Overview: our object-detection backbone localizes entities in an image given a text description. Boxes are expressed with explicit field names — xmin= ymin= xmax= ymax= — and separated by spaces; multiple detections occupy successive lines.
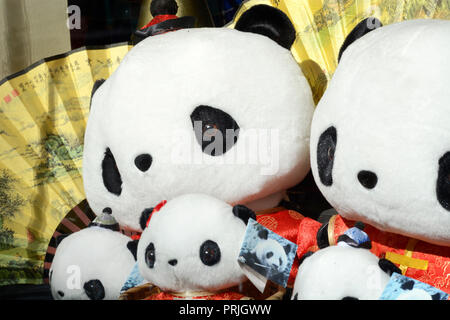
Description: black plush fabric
xmin=437 ymin=152 xmax=450 ymax=211
xmin=89 ymin=79 xmax=105 ymax=110
xmin=134 ymin=154 xmax=153 ymax=172
xmin=145 ymin=242 xmax=156 ymax=268
xmin=232 ymin=205 xmax=256 ymax=225
xmin=140 ymin=208 xmax=154 ymax=230
xmin=316 ymin=221 xmax=330 ymax=249
xmin=127 ymin=240 xmax=139 ymax=261
xmin=235 ymin=4 xmax=296 ymax=50
xmin=101 ymin=148 xmax=123 ymax=196
xmin=199 ymin=240 xmax=221 ymax=266
xmin=83 ymin=279 xmax=105 ymax=300
xmin=190 ymin=105 xmax=240 ymax=156
xmin=338 ymin=17 xmax=383 ymax=62
xmin=357 ymin=170 xmax=378 ymax=189
xmin=316 ymin=126 xmax=337 ymax=187
xmin=378 ymin=258 xmax=401 ymax=276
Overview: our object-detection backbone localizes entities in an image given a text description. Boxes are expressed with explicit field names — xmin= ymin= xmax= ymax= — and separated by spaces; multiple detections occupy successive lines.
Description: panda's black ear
xmin=257 ymin=229 xmax=269 ymax=240
xmin=235 ymin=4 xmax=296 ymax=50
xmin=378 ymin=258 xmax=401 ymax=276
xmin=232 ymin=205 xmax=256 ymax=225
xmin=283 ymin=243 xmax=291 ymax=255
xmin=338 ymin=17 xmax=382 ymax=62
xmin=400 ymin=280 xmax=415 ymax=291
xmin=90 ymin=79 xmax=106 ymax=110
xmin=316 ymin=221 xmax=331 ymax=249
xmin=140 ymin=208 xmax=154 ymax=230
xmin=127 ymin=240 xmax=139 ymax=261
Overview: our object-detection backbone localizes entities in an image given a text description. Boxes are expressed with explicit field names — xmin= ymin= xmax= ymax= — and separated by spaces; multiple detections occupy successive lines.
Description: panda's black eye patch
xmin=342 ymin=296 xmax=359 ymax=300
xmin=266 ymin=252 xmax=274 ymax=259
xmin=145 ymin=242 xmax=156 ymax=268
xmin=437 ymin=152 xmax=450 ymax=211
xmin=190 ymin=105 xmax=240 ymax=156
xmin=200 ymin=240 xmax=221 ymax=266
xmin=317 ymin=126 xmax=337 ymax=186
xmin=102 ymin=148 xmax=122 ymax=196
xmin=83 ymin=279 xmax=105 ymax=300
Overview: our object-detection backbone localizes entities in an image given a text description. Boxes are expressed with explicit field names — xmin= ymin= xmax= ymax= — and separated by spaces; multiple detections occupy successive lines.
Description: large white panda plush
xmin=136 ymin=193 xmax=255 ymax=299
xmin=83 ymin=5 xmax=315 ymax=231
xmin=50 ymin=225 xmax=136 ymax=300
xmin=292 ymin=245 xmax=400 ymax=300
xmin=309 ymin=18 xmax=450 ymax=292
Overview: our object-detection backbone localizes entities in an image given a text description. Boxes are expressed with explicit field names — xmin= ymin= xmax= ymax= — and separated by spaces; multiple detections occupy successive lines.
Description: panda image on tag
xmin=380 ymin=273 xmax=449 ymax=300
xmin=238 ymin=219 xmax=297 ymax=289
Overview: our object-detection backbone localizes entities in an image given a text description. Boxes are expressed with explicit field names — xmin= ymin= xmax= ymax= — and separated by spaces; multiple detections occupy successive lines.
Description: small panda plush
xmin=50 ymin=224 xmax=136 ymax=300
xmin=83 ymin=5 xmax=315 ymax=231
xmin=292 ymin=245 xmax=400 ymax=300
xmin=136 ymin=193 xmax=255 ymax=299
xmin=309 ymin=19 xmax=450 ymax=292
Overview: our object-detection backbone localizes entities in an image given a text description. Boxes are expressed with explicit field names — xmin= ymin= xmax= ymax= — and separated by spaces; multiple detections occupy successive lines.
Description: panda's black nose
xmin=168 ymin=259 xmax=178 ymax=266
xmin=357 ymin=170 xmax=378 ymax=189
xmin=135 ymin=154 xmax=153 ymax=172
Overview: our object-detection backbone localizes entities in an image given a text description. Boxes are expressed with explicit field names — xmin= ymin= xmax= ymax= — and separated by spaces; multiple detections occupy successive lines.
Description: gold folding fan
xmin=0 ymin=43 xmax=131 ymax=285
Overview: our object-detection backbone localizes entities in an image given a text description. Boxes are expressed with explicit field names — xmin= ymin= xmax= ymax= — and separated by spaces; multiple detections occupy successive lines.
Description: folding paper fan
xmin=229 ymin=0 xmax=450 ymax=104
xmin=0 ymin=43 xmax=132 ymax=286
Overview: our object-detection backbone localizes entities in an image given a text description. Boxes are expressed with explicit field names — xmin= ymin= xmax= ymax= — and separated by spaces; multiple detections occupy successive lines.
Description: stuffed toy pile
xmin=50 ymin=1 xmax=450 ymax=300
xmin=303 ymin=18 xmax=450 ymax=298
xmin=51 ymin=4 xmax=315 ymax=300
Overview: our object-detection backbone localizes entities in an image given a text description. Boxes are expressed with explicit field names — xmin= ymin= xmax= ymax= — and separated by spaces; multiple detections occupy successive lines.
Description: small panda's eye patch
xmin=145 ymin=242 xmax=156 ymax=268
xmin=317 ymin=126 xmax=337 ymax=186
xmin=437 ymin=152 xmax=450 ymax=211
xmin=266 ymin=252 xmax=274 ymax=259
xmin=199 ymin=240 xmax=221 ymax=266
xmin=190 ymin=106 xmax=240 ymax=156
xmin=83 ymin=279 xmax=105 ymax=300
xmin=102 ymin=148 xmax=123 ymax=196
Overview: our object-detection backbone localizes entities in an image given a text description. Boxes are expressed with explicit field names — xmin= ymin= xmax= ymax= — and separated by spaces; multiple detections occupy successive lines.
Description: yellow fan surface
xmin=229 ymin=0 xmax=450 ymax=104
xmin=0 ymin=43 xmax=131 ymax=285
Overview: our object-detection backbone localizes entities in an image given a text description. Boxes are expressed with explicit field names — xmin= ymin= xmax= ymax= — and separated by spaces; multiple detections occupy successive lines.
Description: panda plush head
xmin=252 ymin=229 xmax=290 ymax=273
xmin=50 ymin=226 xmax=136 ymax=300
xmin=83 ymin=5 xmax=315 ymax=231
xmin=137 ymin=193 xmax=255 ymax=293
xmin=292 ymin=245 xmax=400 ymax=300
xmin=310 ymin=19 xmax=450 ymax=246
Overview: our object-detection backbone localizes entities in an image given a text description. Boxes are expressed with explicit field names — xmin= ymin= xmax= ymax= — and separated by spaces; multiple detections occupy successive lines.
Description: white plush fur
xmin=137 ymin=193 xmax=247 ymax=293
xmin=253 ymin=238 xmax=287 ymax=272
xmin=310 ymin=19 xmax=450 ymax=246
xmin=83 ymin=27 xmax=314 ymax=230
xmin=50 ymin=227 xmax=135 ymax=300
xmin=293 ymin=246 xmax=391 ymax=300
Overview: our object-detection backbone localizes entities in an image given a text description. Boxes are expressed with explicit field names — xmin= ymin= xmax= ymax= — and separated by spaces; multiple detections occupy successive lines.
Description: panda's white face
xmin=292 ymin=246 xmax=391 ymax=300
xmin=254 ymin=238 xmax=288 ymax=272
xmin=50 ymin=227 xmax=135 ymax=300
xmin=310 ymin=19 xmax=450 ymax=246
xmin=83 ymin=27 xmax=314 ymax=230
xmin=137 ymin=193 xmax=248 ymax=293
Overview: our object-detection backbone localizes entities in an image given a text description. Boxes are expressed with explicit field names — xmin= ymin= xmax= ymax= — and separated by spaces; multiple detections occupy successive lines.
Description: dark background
xmin=68 ymin=0 xmax=143 ymax=49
